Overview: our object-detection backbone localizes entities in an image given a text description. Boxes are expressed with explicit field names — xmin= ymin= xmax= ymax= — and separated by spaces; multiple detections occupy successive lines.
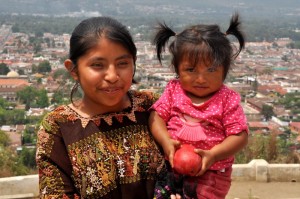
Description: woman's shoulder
xmin=42 ymin=104 xmax=77 ymax=124
xmin=129 ymin=90 xmax=160 ymax=104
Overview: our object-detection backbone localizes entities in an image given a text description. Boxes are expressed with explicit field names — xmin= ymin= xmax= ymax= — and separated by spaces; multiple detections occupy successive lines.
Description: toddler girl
xmin=149 ymin=13 xmax=249 ymax=199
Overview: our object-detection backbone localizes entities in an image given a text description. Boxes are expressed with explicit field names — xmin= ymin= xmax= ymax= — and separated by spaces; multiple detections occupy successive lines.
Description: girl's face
xmin=178 ymin=57 xmax=224 ymax=103
xmin=67 ymin=37 xmax=135 ymax=114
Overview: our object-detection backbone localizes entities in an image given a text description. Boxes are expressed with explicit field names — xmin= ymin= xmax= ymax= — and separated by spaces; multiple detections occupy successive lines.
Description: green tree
xmin=0 ymin=130 xmax=31 ymax=177
xmin=17 ymin=86 xmax=37 ymax=110
xmin=53 ymin=68 xmax=67 ymax=79
xmin=0 ymin=98 xmax=10 ymax=108
xmin=31 ymin=64 xmax=38 ymax=73
xmin=0 ymin=63 xmax=9 ymax=75
xmin=37 ymin=78 xmax=42 ymax=84
xmin=261 ymin=104 xmax=275 ymax=121
xmin=36 ymin=89 xmax=49 ymax=108
xmin=0 ymin=130 xmax=10 ymax=147
xmin=0 ymin=147 xmax=17 ymax=177
xmin=18 ymin=147 xmax=36 ymax=169
xmin=51 ymin=89 xmax=67 ymax=105
xmin=17 ymin=69 xmax=25 ymax=75
xmin=0 ymin=109 xmax=26 ymax=125
xmin=281 ymin=55 xmax=289 ymax=62
xmin=17 ymin=86 xmax=50 ymax=109
xmin=38 ymin=60 xmax=51 ymax=74
xmin=11 ymin=24 xmax=20 ymax=32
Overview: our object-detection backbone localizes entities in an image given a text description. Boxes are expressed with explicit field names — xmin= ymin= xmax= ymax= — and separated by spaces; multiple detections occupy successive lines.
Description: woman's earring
xmin=72 ymin=81 xmax=80 ymax=92
xmin=70 ymin=81 xmax=83 ymax=104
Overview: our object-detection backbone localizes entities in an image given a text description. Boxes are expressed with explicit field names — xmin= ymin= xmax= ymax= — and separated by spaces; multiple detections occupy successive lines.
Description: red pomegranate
xmin=173 ymin=144 xmax=202 ymax=176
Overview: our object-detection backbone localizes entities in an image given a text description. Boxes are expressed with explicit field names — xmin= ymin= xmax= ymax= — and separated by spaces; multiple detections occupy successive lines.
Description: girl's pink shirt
xmin=150 ymin=79 xmax=248 ymax=170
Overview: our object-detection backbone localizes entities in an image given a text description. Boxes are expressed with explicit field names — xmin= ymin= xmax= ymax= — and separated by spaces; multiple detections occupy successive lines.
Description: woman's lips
xmin=101 ymin=87 xmax=121 ymax=93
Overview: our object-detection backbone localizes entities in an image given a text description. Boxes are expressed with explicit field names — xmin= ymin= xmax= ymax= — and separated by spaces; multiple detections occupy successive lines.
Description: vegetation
xmin=0 ymin=99 xmax=41 ymax=177
xmin=276 ymin=92 xmax=300 ymax=121
xmin=32 ymin=61 xmax=52 ymax=74
xmin=0 ymin=130 xmax=37 ymax=177
xmin=261 ymin=104 xmax=275 ymax=121
xmin=0 ymin=8 xmax=300 ymax=43
xmin=16 ymin=86 xmax=49 ymax=110
xmin=235 ymin=131 xmax=300 ymax=164
xmin=0 ymin=63 xmax=10 ymax=75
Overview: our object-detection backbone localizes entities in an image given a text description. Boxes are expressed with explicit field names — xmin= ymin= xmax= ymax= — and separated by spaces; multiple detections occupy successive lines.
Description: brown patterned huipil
xmin=36 ymin=90 xmax=165 ymax=199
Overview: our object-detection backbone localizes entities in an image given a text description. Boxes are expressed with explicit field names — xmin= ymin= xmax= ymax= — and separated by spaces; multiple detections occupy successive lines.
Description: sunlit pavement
xmin=226 ymin=181 xmax=300 ymax=199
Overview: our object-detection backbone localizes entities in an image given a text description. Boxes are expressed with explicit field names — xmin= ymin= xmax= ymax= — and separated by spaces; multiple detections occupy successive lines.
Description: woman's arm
xmin=36 ymin=116 xmax=79 ymax=198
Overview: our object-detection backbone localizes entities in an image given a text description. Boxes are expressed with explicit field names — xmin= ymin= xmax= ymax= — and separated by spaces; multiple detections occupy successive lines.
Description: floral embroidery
xmin=36 ymin=90 xmax=165 ymax=198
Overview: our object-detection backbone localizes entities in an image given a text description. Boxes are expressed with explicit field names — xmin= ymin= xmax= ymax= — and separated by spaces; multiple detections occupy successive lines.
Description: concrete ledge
xmin=268 ymin=163 xmax=300 ymax=182
xmin=232 ymin=159 xmax=300 ymax=182
xmin=0 ymin=159 xmax=299 ymax=198
xmin=0 ymin=175 xmax=38 ymax=197
xmin=0 ymin=193 xmax=35 ymax=199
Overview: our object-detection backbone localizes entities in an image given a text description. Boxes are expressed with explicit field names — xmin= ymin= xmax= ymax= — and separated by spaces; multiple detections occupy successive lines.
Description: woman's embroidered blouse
xmin=36 ymin=90 xmax=165 ymax=199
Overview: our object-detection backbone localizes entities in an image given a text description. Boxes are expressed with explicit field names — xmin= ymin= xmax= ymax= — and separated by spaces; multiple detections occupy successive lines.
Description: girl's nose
xmin=104 ymin=65 xmax=119 ymax=83
xmin=195 ymin=73 xmax=206 ymax=83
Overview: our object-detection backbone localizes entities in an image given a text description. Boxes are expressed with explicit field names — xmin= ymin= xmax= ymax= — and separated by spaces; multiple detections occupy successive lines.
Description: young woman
xmin=36 ymin=16 xmax=165 ymax=199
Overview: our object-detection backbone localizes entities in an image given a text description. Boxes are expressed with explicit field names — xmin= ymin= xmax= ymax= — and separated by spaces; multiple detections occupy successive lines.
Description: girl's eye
xmin=207 ymin=67 xmax=217 ymax=72
xmin=186 ymin=67 xmax=195 ymax=72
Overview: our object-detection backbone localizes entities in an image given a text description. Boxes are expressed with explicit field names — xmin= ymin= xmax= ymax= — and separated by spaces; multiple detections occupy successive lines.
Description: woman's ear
xmin=64 ymin=59 xmax=78 ymax=81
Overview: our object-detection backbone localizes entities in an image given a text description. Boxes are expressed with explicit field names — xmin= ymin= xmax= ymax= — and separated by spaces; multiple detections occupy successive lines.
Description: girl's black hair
xmin=153 ymin=13 xmax=245 ymax=80
xmin=69 ymin=16 xmax=137 ymax=103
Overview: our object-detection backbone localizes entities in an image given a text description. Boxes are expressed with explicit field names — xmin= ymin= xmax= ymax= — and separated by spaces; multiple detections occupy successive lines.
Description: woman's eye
xmin=91 ymin=63 xmax=104 ymax=68
xmin=117 ymin=61 xmax=129 ymax=67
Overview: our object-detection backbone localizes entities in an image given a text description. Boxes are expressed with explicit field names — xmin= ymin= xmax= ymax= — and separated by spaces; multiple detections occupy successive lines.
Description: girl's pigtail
xmin=153 ymin=22 xmax=176 ymax=64
xmin=225 ymin=13 xmax=245 ymax=58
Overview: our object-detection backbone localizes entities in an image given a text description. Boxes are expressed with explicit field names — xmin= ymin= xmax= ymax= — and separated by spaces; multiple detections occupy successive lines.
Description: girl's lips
xmin=194 ymin=86 xmax=208 ymax=89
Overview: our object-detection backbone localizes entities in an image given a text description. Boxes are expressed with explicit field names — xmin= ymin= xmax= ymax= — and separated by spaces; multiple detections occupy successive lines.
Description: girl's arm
xmin=149 ymin=111 xmax=180 ymax=167
xmin=195 ymin=131 xmax=248 ymax=175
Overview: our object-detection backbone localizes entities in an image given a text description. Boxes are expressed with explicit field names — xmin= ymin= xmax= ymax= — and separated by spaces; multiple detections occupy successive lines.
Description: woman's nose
xmin=104 ymin=65 xmax=119 ymax=83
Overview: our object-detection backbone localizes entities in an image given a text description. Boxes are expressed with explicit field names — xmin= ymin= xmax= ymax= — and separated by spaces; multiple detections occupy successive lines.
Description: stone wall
xmin=232 ymin=159 xmax=300 ymax=182
xmin=0 ymin=159 xmax=300 ymax=198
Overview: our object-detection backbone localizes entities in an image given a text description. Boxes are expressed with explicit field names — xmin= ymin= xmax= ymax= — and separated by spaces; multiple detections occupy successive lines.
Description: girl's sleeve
xmin=222 ymin=91 xmax=249 ymax=136
xmin=36 ymin=113 xmax=80 ymax=199
xmin=149 ymin=81 xmax=175 ymax=123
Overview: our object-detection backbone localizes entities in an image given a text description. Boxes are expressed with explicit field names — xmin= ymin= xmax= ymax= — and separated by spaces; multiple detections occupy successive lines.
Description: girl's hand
xmin=194 ymin=132 xmax=248 ymax=176
xmin=194 ymin=131 xmax=248 ymax=176
xmin=161 ymin=138 xmax=181 ymax=168
xmin=193 ymin=148 xmax=216 ymax=176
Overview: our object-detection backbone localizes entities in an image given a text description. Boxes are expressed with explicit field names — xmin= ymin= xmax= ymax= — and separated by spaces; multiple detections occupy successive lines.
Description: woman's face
xmin=71 ymin=38 xmax=135 ymax=114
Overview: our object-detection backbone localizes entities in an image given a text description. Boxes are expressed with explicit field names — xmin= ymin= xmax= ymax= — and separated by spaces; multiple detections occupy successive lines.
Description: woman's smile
xmin=100 ymin=87 xmax=122 ymax=94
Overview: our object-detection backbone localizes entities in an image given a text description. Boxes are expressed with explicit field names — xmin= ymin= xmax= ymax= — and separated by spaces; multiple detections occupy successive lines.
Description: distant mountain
xmin=0 ymin=0 xmax=299 ymax=22
xmin=0 ymin=0 xmax=299 ymax=42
